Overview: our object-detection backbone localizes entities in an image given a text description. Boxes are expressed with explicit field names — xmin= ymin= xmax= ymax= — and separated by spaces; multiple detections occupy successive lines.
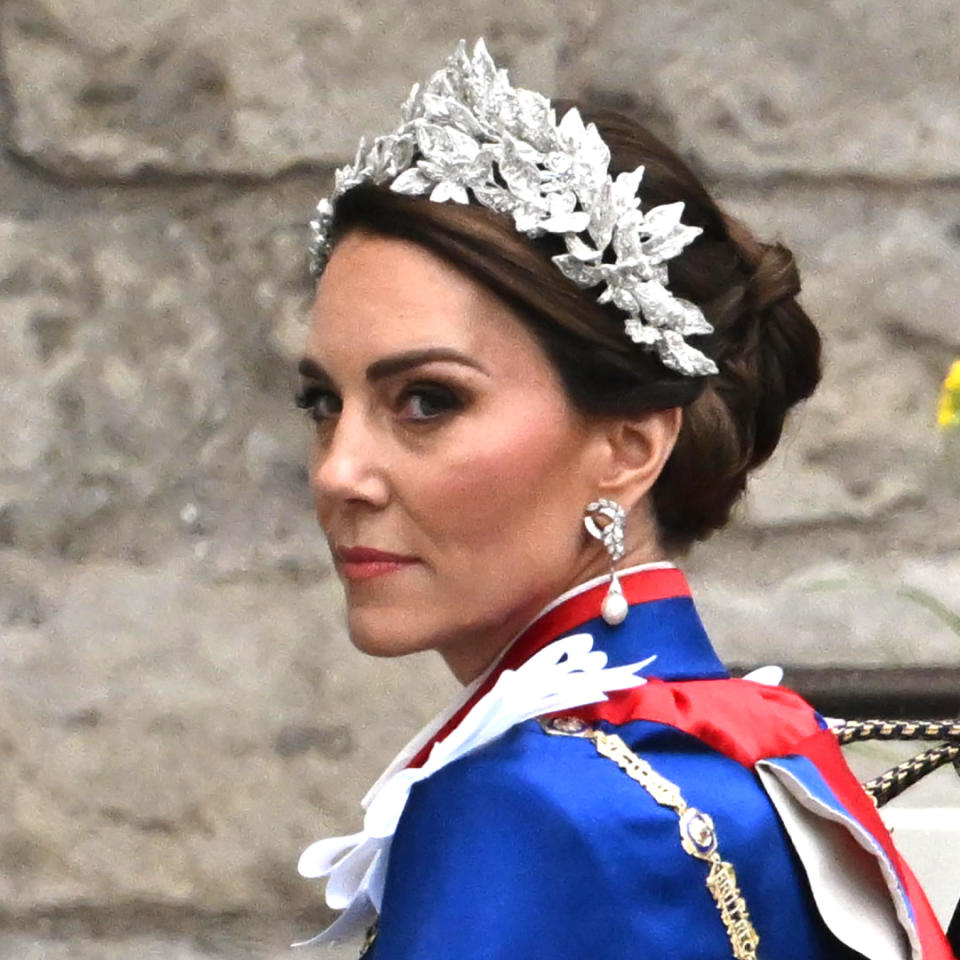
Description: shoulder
xmin=375 ymin=719 xmax=750 ymax=958
xmin=392 ymin=719 xmax=653 ymax=871
xmin=374 ymin=714 xmax=846 ymax=959
xmin=398 ymin=718 xmax=698 ymax=850
xmin=393 ymin=714 xmax=786 ymax=863
xmin=401 ymin=713 xmax=785 ymax=838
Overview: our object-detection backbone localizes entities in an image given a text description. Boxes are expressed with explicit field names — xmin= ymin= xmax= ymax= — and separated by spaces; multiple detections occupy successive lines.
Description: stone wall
xmin=1 ymin=2 xmax=958 ymax=956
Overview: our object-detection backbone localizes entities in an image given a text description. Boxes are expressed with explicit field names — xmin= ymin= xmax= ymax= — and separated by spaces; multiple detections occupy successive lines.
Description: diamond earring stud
xmin=583 ymin=498 xmax=629 ymax=626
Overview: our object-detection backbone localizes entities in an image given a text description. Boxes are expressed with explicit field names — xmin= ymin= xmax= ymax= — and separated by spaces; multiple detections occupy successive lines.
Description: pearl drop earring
xmin=583 ymin=498 xmax=629 ymax=626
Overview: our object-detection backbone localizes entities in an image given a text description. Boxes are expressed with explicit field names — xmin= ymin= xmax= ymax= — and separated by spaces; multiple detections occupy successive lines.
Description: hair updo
xmin=320 ymin=101 xmax=821 ymax=554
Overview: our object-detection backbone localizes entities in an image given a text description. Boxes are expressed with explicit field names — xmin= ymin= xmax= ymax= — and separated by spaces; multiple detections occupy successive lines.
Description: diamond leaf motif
xmin=390 ymin=167 xmax=434 ymax=195
xmin=671 ymin=297 xmax=715 ymax=336
xmin=612 ymin=167 xmax=645 ymax=208
xmin=540 ymin=211 xmax=591 ymax=234
xmin=654 ymin=330 xmax=718 ymax=377
xmin=498 ymin=136 xmax=541 ymax=201
xmin=564 ymin=234 xmax=602 ymax=262
xmin=642 ymin=224 xmax=703 ymax=263
xmin=624 ymin=319 xmax=662 ymax=346
xmin=448 ymin=41 xmax=472 ymax=88
xmin=472 ymin=38 xmax=497 ymax=85
xmin=462 ymin=151 xmax=495 ymax=186
xmin=429 ymin=93 xmax=488 ymax=141
xmin=546 ymin=190 xmax=577 ymax=217
xmin=609 ymin=279 xmax=641 ymax=313
xmin=611 ymin=215 xmax=645 ymax=265
xmin=553 ymin=253 xmax=606 ymax=287
xmin=587 ymin=181 xmax=617 ymax=251
xmin=513 ymin=202 xmax=549 ymax=234
xmin=472 ymin=183 xmax=517 ymax=214
xmin=400 ymin=82 xmax=422 ymax=124
xmin=309 ymin=37 xmax=717 ymax=379
xmin=580 ymin=122 xmax=611 ymax=177
xmin=416 ymin=123 xmax=479 ymax=165
xmin=430 ymin=181 xmax=470 ymax=204
xmin=557 ymin=107 xmax=587 ymax=150
xmin=516 ymin=88 xmax=556 ymax=152
xmin=426 ymin=67 xmax=455 ymax=101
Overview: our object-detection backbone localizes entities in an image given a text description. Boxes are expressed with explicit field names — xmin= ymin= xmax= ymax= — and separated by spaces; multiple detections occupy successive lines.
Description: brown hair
xmin=322 ymin=102 xmax=821 ymax=553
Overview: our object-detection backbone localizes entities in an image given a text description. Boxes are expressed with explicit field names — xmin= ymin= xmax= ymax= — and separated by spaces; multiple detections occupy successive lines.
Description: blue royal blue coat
xmin=317 ymin=565 xmax=952 ymax=960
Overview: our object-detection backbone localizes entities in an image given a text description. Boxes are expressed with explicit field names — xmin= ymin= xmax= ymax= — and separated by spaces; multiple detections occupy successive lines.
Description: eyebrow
xmin=297 ymin=347 xmax=489 ymax=384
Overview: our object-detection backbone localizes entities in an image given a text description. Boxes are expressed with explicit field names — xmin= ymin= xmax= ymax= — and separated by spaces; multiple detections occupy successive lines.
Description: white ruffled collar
xmin=294 ymin=562 xmax=673 ymax=945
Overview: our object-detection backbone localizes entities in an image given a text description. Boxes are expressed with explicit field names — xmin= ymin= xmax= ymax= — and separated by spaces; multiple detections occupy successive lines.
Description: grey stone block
xmin=717 ymin=186 xmax=960 ymax=529
xmin=580 ymin=0 xmax=960 ymax=179
xmin=0 ymin=550 xmax=456 ymax=916
xmin=1 ymin=0 xmax=564 ymax=179
xmin=0 ymin=207 xmax=321 ymax=569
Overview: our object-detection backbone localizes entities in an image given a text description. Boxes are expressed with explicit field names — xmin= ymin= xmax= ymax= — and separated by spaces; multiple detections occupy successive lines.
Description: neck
xmin=400 ymin=560 xmax=710 ymax=774
xmin=440 ymin=543 xmax=673 ymax=685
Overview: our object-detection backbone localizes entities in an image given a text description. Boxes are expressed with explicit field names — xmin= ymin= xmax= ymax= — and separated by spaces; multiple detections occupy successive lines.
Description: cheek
xmin=415 ymin=403 xmax=586 ymax=555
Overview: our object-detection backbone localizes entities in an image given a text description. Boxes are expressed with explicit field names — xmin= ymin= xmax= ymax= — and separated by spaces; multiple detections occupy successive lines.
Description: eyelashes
xmin=295 ymin=385 xmax=338 ymax=422
xmin=295 ymin=380 xmax=465 ymax=425
xmin=399 ymin=383 xmax=464 ymax=420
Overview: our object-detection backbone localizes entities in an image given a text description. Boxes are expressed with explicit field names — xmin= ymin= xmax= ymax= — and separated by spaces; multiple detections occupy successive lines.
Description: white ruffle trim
xmin=294 ymin=633 xmax=655 ymax=945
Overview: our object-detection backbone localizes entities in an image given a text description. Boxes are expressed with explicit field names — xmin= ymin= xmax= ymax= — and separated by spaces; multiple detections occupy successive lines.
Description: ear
xmin=593 ymin=407 xmax=682 ymax=510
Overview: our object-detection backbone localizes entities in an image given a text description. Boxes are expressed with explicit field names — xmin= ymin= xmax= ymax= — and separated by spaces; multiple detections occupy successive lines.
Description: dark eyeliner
xmin=295 ymin=385 xmax=339 ymax=422
xmin=397 ymin=380 xmax=464 ymax=419
xmin=295 ymin=385 xmax=324 ymax=415
xmin=294 ymin=386 xmax=316 ymax=409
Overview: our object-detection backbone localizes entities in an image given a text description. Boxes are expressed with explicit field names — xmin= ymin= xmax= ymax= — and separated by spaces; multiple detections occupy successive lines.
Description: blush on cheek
xmin=431 ymin=410 xmax=581 ymax=549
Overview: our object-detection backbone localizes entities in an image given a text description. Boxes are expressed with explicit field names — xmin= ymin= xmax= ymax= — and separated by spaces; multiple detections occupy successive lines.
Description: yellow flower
xmin=939 ymin=359 xmax=960 ymax=429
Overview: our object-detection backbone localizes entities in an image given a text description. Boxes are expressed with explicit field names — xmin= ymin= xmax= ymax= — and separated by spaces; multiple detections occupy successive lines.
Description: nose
xmin=308 ymin=405 xmax=390 ymax=509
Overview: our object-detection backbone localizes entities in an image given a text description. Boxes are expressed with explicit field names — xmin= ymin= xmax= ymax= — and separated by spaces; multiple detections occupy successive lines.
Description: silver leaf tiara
xmin=308 ymin=38 xmax=718 ymax=377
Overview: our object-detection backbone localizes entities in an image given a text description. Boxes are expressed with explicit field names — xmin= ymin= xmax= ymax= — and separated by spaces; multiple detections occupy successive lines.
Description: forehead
xmin=305 ymin=230 xmax=547 ymax=373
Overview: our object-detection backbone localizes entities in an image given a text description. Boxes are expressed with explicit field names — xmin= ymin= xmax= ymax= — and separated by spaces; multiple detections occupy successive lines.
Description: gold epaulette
xmin=540 ymin=716 xmax=760 ymax=960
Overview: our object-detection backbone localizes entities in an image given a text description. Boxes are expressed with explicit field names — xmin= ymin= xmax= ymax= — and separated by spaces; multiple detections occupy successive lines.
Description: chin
xmin=345 ymin=608 xmax=430 ymax=659
xmin=348 ymin=629 xmax=408 ymax=659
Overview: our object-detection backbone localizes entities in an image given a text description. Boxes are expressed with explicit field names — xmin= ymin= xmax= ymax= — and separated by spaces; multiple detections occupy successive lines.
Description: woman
xmin=293 ymin=39 xmax=955 ymax=960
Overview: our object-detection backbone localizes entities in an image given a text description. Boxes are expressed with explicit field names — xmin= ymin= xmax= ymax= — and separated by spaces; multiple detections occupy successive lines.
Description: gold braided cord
xmin=542 ymin=718 xmax=760 ymax=960
xmin=831 ymin=718 xmax=960 ymax=807
xmin=861 ymin=742 xmax=960 ymax=807
xmin=833 ymin=718 xmax=960 ymax=746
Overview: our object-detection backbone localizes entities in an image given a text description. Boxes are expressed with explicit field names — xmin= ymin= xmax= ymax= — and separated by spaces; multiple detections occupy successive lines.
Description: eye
xmin=295 ymin=386 xmax=340 ymax=423
xmin=397 ymin=382 xmax=463 ymax=422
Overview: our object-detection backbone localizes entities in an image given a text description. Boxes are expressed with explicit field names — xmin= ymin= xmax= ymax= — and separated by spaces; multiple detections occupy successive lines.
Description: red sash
xmin=567 ymin=678 xmax=955 ymax=960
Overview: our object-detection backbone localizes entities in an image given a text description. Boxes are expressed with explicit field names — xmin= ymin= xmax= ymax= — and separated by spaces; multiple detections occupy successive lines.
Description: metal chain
xmin=541 ymin=716 xmax=760 ymax=960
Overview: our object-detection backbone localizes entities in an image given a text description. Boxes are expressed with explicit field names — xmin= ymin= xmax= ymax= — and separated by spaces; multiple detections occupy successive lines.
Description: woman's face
xmin=299 ymin=229 xmax=616 ymax=682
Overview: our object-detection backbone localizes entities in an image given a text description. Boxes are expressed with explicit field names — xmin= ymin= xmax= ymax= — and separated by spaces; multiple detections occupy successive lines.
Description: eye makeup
xmin=295 ymin=378 xmax=467 ymax=425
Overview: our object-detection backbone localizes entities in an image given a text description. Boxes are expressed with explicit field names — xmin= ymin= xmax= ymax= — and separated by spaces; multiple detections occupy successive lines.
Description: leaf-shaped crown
xmin=308 ymin=38 xmax=718 ymax=377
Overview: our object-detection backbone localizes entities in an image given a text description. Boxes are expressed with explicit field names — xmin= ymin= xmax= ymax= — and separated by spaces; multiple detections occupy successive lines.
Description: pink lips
xmin=334 ymin=545 xmax=418 ymax=581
